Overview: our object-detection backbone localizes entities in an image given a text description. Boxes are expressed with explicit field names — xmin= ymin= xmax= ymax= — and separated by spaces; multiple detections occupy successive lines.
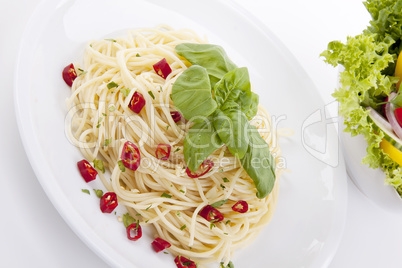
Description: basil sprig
xmin=172 ymin=43 xmax=276 ymax=198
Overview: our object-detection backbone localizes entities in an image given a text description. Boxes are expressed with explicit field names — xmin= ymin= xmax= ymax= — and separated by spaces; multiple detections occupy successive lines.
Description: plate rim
xmin=13 ymin=0 xmax=348 ymax=267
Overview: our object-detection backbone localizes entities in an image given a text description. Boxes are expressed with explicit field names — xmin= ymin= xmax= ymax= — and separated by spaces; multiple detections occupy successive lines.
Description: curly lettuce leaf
xmin=321 ymin=0 xmax=402 ymax=194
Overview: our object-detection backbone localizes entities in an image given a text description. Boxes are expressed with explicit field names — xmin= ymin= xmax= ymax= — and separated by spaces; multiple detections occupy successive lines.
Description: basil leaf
xmin=213 ymin=109 xmax=249 ymax=159
xmin=184 ymin=118 xmax=223 ymax=172
xmin=175 ymin=43 xmax=237 ymax=88
xmin=172 ymin=65 xmax=217 ymax=121
xmin=239 ymin=91 xmax=259 ymax=120
xmin=240 ymin=125 xmax=276 ymax=198
xmin=213 ymin=67 xmax=250 ymax=108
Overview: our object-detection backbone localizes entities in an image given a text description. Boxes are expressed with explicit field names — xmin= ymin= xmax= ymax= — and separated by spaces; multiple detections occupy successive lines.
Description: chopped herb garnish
xmin=81 ymin=189 xmax=90 ymax=195
xmin=148 ymin=91 xmax=155 ymax=99
xmin=135 ymin=213 xmax=142 ymax=217
xmin=210 ymin=223 xmax=216 ymax=229
xmin=219 ymin=169 xmax=224 ymax=172
xmin=118 ymin=160 xmax=126 ymax=172
xmin=225 ymin=220 xmax=231 ymax=225
xmin=183 ymin=262 xmax=193 ymax=266
xmin=223 ymin=177 xmax=230 ymax=183
xmin=136 ymin=53 xmax=140 ymax=57
xmin=166 ymin=125 xmax=170 ymax=130
xmin=163 ymin=252 xmax=169 ymax=254
xmin=161 ymin=193 xmax=172 ymax=198
xmin=145 ymin=204 xmax=152 ymax=211
xmin=120 ymin=88 xmax=131 ymax=97
xmin=179 ymin=189 xmax=185 ymax=193
xmin=93 ymin=158 xmax=105 ymax=173
xmin=220 ymin=184 xmax=226 ymax=190
xmin=224 ymin=233 xmax=228 ymax=235
xmin=180 ymin=225 xmax=186 ymax=230
xmin=145 ymin=220 xmax=149 ymax=223
xmin=135 ymin=219 xmax=140 ymax=229
xmin=211 ymin=199 xmax=228 ymax=208
xmin=105 ymin=38 xmax=117 ymax=42
xmin=102 ymin=113 xmax=107 ymax=116
xmin=108 ymin=105 xmax=116 ymax=112
xmin=77 ymin=68 xmax=87 ymax=76
xmin=107 ymin=81 xmax=119 ymax=89
xmin=174 ymin=148 xmax=181 ymax=152
xmin=93 ymin=189 xmax=103 ymax=198
xmin=220 ymin=261 xmax=234 ymax=268
xmin=176 ymin=211 xmax=181 ymax=217
xmin=96 ymin=123 xmax=101 ymax=128
xmin=122 ymin=213 xmax=136 ymax=228
xmin=103 ymin=138 xmax=111 ymax=146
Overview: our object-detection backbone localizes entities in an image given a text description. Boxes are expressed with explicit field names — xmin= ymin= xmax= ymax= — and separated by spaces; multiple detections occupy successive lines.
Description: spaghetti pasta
xmin=65 ymin=25 xmax=282 ymax=267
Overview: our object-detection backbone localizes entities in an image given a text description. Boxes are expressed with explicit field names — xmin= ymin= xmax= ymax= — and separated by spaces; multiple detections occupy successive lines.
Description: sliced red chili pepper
xmin=62 ymin=63 xmax=77 ymax=87
xmin=186 ymin=160 xmax=214 ymax=178
xmin=156 ymin=144 xmax=171 ymax=160
xmin=174 ymin=256 xmax=197 ymax=268
xmin=128 ymin=91 xmax=146 ymax=114
xmin=100 ymin=192 xmax=118 ymax=213
xmin=199 ymin=205 xmax=224 ymax=222
xmin=232 ymin=200 xmax=248 ymax=213
xmin=126 ymin=222 xmax=142 ymax=241
xmin=77 ymin=159 xmax=98 ymax=182
xmin=153 ymin=58 xmax=172 ymax=79
xmin=170 ymin=111 xmax=182 ymax=123
xmin=121 ymin=141 xmax=141 ymax=171
xmin=151 ymin=237 xmax=171 ymax=252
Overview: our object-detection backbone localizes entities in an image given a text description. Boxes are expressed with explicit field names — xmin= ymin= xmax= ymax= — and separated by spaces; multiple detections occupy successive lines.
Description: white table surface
xmin=2 ymin=0 xmax=402 ymax=267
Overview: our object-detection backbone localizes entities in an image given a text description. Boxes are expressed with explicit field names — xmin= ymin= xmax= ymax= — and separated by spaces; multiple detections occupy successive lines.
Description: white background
xmin=1 ymin=0 xmax=402 ymax=267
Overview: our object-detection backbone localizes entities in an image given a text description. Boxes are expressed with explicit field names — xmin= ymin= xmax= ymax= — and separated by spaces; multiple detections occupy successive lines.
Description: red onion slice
xmin=366 ymin=107 xmax=393 ymax=133
xmin=384 ymin=92 xmax=402 ymax=140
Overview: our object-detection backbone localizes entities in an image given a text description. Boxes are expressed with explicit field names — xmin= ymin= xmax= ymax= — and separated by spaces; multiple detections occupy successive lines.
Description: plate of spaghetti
xmin=14 ymin=0 xmax=347 ymax=267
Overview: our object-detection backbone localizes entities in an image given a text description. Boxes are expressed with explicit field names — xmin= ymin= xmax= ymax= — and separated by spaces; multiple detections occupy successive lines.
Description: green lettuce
xmin=321 ymin=0 xmax=402 ymax=194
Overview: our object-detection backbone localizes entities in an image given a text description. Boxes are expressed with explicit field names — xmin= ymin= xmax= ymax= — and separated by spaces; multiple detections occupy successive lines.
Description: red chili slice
xmin=121 ymin=141 xmax=141 ymax=171
xmin=395 ymin=107 xmax=402 ymax=128
xmin=62 ymin=63 xmax=77 ymax=87
xmin=186 ymin=160 xmax=214 ymax=178
xmin=199 ymin=205 xmax=224 ymax=222
xmin=156 ymin=144 xmax=171 ymax=160
xmin=170 ymin=111 xmax=182 ymax=123
xmin=151 ymin=237 xmax=171 ymax=252
xmin=174 ymin=256 xmax=197 ymax=268
xmin=126 ymin=222 xmax=142 ymax=241
xmin=153 ymin=58 xmax=172 ymax=79
xmin=232 ymin=200 xmax=249 ymax=213
xmin=128 ymin=91 xmax=146 ymax=114
xmin=100 ymin=192 xmax=118 ymax=213
xmin=77 ymin=159 xmax=98 ymax=182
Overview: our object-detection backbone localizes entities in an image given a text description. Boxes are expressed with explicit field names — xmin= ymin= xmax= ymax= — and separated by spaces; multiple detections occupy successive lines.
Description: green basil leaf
xmin=184 ymin=118 xmax=223 ymax=172
xmin=239 ymin=91 xmax=259 ymax=120
xmin=175 ymin=43 xmax=237 ymax=88
xmin=213 ymin=67 xmax=250 ymax=108
xmin=172 ymin=65 xmax=217 ymax=121
xmin=240 ymin=125 xmax=276 ymax=199
xmin=213 ymin=109 xmax=249 ymax=159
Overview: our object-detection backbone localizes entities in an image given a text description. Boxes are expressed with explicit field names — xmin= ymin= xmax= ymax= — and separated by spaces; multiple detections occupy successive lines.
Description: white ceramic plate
xmin=14 ymin=0 xmax=348 ymax=267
